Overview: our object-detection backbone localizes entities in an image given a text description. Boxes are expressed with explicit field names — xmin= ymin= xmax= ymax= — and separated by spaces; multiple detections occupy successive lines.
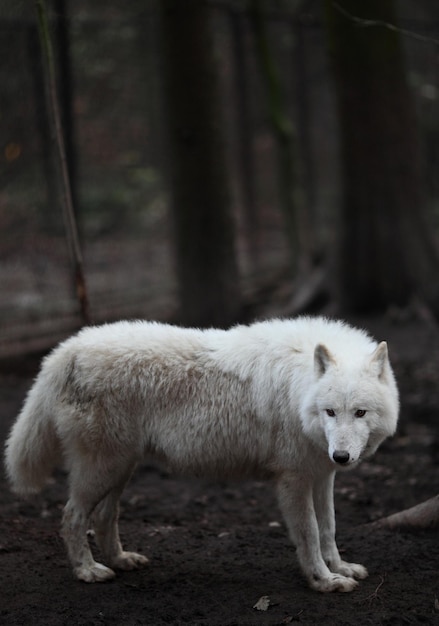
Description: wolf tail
xmin=5 ymin=376 xmax=61 ymax=496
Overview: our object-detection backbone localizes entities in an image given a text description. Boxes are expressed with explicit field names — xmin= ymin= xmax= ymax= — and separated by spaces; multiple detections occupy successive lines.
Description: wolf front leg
xmin=276 ymin=472 xmax=358 ymax=592
xmin=313 ymin=471 xmax=368 ymax=581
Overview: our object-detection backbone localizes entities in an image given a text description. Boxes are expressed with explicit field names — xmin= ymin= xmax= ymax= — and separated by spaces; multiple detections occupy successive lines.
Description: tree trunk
xmin=325 ymin=0 xmax=439 ymax=315
xmin=229 ymin=9 xmax=259 ymax=267
xmin=36 ymin=0 xmax=90 ymax=325
xmin=53 ymin=0 xmax=78 ymax=215
xmin=160 ymin=0 xmax=241 ymax=328
xmin=250 ymin=0 xmax=311 ymax=276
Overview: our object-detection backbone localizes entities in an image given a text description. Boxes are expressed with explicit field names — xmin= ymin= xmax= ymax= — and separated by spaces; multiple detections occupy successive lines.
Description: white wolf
xmin=5 ymin=316 xmax=399 ymax=592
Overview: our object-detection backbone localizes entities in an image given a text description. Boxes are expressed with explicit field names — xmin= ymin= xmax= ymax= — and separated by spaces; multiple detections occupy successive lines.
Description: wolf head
xmin=300 ymin=341 xmax=399 ymax=469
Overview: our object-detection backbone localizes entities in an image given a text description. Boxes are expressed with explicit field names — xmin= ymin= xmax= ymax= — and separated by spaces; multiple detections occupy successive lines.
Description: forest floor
xmin=0 ymin=314 xmax=438 ymax=625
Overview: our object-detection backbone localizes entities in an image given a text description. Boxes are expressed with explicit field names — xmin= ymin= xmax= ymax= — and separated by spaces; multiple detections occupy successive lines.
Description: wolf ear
xmin=314 ymin=344 xmax=335 ymax=377
xmin=369 ymin=341 xmax=389 ymax=380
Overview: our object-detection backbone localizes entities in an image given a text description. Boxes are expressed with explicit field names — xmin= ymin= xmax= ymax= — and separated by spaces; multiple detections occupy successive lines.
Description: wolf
xmin=5 ymin=316 xmax=399 ymax=592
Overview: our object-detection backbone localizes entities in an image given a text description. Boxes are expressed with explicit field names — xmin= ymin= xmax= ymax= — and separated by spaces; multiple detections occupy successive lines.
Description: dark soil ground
xmin=0 ymin=315 xmax=438 ymax=626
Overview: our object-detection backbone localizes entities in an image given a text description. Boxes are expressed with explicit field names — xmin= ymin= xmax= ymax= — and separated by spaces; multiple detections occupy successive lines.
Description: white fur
xmin=4 ymin=316 xmax=399 ymax=592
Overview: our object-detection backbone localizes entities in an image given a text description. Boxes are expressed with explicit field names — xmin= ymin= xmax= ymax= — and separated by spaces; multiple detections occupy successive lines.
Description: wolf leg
xmin=313 ymin=472 xmax=368 ymax=581
xmin=62 ymin=497 xmax=115 ymax=583
xmin=276 ymin=473 xmax=359 ymax=592
xmin=92 ymin=467 xmax=149 ymax=572
xmin=62 ymin=457 xmax=137 ymax=583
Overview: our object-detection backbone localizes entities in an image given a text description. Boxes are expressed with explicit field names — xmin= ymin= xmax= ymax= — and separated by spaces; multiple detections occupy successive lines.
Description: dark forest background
xmin=2 ymin=0 xmax=439 ymax=356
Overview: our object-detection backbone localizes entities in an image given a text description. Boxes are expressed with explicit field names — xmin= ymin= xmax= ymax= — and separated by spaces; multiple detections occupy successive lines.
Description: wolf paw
xmin=74 ymin=562 xmax=116 ymax=583
xmin=333 ymin=561 xmax=368 ymax=580
xmin=310 ymin=572 xmax=359 ymax=593
xmin=111 ymin=551 xmax=149 ymax=571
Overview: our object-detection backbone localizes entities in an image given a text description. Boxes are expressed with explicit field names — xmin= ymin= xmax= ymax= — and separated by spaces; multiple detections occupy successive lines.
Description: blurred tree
xmin=325 ymin=0 xmax=439 ymax=316
xmin=250 ymin=0 xmax=312 ymax=276
xmin=160 ymin=0 xmax=242 ymax=328
xmin=53 ymin=0 xmax=78 ymax=214
xmin=229 ymin=8 xmax=259 ymax=265
xmin=36 ymin=0 xmax=90 ymax=324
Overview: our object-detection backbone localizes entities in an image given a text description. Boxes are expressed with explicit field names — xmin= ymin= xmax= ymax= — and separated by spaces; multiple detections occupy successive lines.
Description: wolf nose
xmin=333 ymin=450 xmax=350 ymax=464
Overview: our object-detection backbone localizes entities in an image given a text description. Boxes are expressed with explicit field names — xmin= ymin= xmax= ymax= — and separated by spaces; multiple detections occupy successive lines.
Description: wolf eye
xmin=326 ymin=409 xmax=336 ymax=417
xmin=355 ymin=409 xmax=366 ymax=418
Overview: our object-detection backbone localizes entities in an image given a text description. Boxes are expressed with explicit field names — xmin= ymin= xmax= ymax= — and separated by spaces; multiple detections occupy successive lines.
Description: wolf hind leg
xmin=62 ymin=457 xmax=139 ymax=583
xmin=62 ymin=496 xmax=115 ymax=583
xmin=92 ymin=464 xmax=149 ymax=572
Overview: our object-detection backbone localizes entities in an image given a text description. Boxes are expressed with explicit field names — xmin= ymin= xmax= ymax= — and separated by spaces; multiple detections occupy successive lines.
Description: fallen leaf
xmin=253 ymin=595 xmax=271 ymax=611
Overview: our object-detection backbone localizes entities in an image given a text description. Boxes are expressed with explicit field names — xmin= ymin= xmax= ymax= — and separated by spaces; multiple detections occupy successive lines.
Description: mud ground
xmin=0 ymin=315 xmax=438 ymax=625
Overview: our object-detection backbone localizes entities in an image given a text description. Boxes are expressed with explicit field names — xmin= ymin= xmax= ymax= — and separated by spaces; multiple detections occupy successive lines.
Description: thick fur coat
xmin=5 ymin=317 xmax=399 ymax=592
